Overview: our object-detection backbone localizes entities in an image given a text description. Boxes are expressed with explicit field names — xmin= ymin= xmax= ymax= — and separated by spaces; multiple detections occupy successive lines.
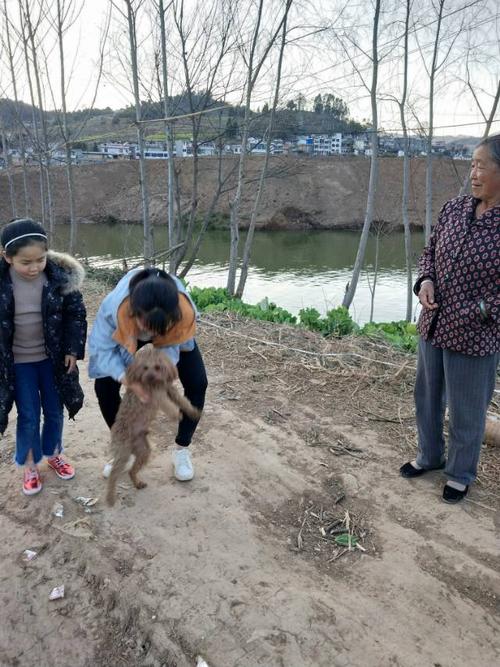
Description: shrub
xmin=299 ymin=305 xmax=358 ymax=337
xmin=360 ymin=321 xmax=417 ymax=352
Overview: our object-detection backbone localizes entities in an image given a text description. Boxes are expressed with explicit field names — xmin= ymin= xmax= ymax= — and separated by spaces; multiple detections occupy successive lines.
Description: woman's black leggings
xmin=94 ymin=342 xmax=208 ymax=447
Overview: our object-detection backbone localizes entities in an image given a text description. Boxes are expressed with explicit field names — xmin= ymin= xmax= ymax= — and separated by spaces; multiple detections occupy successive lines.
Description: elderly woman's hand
xmin=418 ymin=281 xmax=439 ymax=310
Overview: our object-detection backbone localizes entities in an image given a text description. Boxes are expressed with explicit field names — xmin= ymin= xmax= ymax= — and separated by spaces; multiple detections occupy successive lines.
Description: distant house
xmin=144 ymin=149 xmax=170 ymax=159
xmin=295 ymin=135 xmax=314 ymax=154
xmin=271 ymin=139 xmax=284 ymax=155
xmin=98 ymin=142 xmax=135 ymax=158
xmin=225 ymin=143 xmax=242 ymax=154
xmin=248 ymin=137 xmax=268 ymax=154
xmin=80 ymin=151 xmax=113 ymax=163
xmin=312 ymin=133 xmax=342 ymax=155
xmin=197 ymin=142 xmax=217 ymax=156
xmin=174 ymin=140 xmax=192 ymax=157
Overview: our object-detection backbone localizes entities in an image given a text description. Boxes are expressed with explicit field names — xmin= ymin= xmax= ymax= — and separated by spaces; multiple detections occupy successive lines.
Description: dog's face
xmin=126 ymin=344 xmax=178 ymax=387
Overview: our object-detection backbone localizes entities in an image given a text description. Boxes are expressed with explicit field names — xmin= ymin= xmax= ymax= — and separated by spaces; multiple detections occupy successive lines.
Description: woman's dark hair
xmin=1 ymin=219 xmax=48 ymax=257
xmin=476 ymin=134 xmax=500 ymax=168
xmin=129 ymin=268 xmax=181 ymax=336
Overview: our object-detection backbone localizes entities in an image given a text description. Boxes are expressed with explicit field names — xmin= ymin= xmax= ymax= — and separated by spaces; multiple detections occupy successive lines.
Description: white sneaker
xmin=102 ymin=455 xmax=135 ymax=479
xmin=172 ymin=447 xmax=194 ymax=481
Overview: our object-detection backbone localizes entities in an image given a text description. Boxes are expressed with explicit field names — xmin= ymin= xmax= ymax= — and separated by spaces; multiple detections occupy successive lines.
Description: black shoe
xmin=399 ymin=461 xmax=445 ymax=478
xmin=442 ymin=484 xmax=468 ymax=504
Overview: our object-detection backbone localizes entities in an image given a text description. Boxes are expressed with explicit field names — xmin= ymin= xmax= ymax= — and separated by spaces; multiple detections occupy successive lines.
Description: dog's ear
xmin=125 ymin=357 xmax=144 ymax=385
xmin=160 ymin=356 xmax=178 ymax=383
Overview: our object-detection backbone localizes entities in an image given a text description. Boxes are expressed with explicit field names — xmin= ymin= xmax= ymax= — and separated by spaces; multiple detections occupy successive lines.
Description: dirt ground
xmin=0 ymin=278 xmax=499 ymax=667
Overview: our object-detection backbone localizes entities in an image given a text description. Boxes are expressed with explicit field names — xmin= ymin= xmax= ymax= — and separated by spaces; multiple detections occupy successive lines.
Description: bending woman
xmin=88 ymin=268 xmax=207 ymax=481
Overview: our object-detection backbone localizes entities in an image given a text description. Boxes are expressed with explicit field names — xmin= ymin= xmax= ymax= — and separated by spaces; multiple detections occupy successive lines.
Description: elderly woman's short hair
xmin=477 ymin=133 xmax=500 ymax=168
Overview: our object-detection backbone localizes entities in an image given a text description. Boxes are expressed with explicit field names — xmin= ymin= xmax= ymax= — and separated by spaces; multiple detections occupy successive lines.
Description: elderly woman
xmin=400 ymin=134 xmax=500 ymax=504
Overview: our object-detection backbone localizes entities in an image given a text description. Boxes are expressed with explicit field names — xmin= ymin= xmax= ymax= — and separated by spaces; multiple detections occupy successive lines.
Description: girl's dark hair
xmin=1 ymin=219 xmax=48 ymax=257
xmin=477 ymin=134 xmax=500 ymax=168
xmin=129 ymin=268 xmax=181 ymax=336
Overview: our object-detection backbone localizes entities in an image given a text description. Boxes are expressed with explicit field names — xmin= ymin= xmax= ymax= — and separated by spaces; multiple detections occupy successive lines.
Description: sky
xmin=1 ymin=0 xmax=499 ymax=138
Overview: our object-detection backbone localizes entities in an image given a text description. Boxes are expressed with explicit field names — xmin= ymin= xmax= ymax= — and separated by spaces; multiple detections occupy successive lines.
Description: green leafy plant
xmin=299 ymin=306 xmax=358 ymax=337
xmin=360 ymin=321 xmax=417 ymax=352
xmin=189 ymin=287 xmax=296 ymax=324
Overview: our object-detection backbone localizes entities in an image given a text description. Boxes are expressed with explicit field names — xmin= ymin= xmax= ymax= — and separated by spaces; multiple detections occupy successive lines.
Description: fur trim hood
xmin=46 ymin=250 xmax=85 ymax=294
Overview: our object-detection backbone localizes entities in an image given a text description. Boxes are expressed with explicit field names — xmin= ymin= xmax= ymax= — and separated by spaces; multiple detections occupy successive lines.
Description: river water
xmin=54 ymin=225 xmax=426 ymax=324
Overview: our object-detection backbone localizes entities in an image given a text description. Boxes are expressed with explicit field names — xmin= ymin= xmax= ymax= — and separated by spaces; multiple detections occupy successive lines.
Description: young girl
xmin=0 ymin=219 xmax=87 ymax=495
xmin=88 ymin=267 xmax=207 ymax=482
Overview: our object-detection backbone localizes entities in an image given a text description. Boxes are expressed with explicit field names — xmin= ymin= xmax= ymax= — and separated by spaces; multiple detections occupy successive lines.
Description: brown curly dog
xmin=106 ymin=344 xmax=201 ymax=506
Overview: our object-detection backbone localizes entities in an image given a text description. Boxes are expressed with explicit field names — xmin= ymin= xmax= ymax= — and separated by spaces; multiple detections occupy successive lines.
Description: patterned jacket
xmin=415 ymin=195 xmax=499 ymax=356
xmin=0 ymin=251 xmax=87 ymax=434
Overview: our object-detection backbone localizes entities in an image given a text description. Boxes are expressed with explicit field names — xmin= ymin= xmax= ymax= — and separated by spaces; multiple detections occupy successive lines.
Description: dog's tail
xmin=167 ymin=386 xmax=201 ymax=420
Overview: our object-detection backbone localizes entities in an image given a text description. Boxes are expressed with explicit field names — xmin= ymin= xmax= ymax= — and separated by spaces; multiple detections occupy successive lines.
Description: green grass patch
xmin=359 ymin=321 xmax=418 ymax=352
xmin=190 ymin=286 xmax=417 ymax=351
xmin=189 ymin=287 xmax=297 ymax=324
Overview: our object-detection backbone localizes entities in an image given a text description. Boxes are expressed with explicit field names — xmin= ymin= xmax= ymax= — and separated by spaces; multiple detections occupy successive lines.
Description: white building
xmin=312 ymin=134 xmax=343 ymax=155
xmin=197 ymin=142 xmax=218 ymax=156
xmin=98 ymin=142 xmax=135 ymax=158
xmin=248 ymin=137 xmax=268 ymax=154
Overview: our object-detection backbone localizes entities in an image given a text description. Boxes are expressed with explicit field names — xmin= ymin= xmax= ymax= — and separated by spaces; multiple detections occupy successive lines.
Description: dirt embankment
xmin=0 ymin=276 xmax=498 ymax=666
xmin=0 ymin=156 xmax=469 ymax=230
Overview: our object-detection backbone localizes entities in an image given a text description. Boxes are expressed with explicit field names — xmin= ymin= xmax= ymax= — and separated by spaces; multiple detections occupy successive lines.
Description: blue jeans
xmin=13 ymin=359 xmax=64 ymax=466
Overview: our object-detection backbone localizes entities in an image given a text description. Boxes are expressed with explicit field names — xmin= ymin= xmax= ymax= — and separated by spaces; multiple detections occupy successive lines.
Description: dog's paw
xmin=134 ymin=480 xmax=147 ymax=490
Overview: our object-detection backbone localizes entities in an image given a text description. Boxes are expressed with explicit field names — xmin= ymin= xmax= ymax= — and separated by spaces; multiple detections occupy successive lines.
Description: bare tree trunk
xmin=56 ymin=0 xmax=77 ymax=253
xmin=21 ymin=0 xmax=56 ymax=237
xmin=125 ymin=0 xmax=153 ymax=264
xmin=179 ymin=147 xmax=225 ymax=278
xmin=3 ymin=0 xmax=30 ymax=216
xmin=342 ymin=0 xmax=380 ymax=309
xmin=158 ymin=0 xmax=177 ymax=272
xmin=235 ymin=0 xmax=292 ymax=299
xmin=18 ymin=0 xmax=47 ymax=226
xmin=368 ymin=229 xmax=380 ymax=323
xmin=1 ymin=126 xmax=18 ymax=218
xmin=425 ymin=0 xmax=445 ymax=244
xmin=171 ymin=0 xmax=233 ymax=274
xmin=26 ymin=0 xmax=55 ymax=236
xmin=227 ymin=0 xmax=265 ymax=295
xmin=19 ymin=132 xmax=31 ymax=216
xmin=179 ymin=109 xmax=232 ymax=278
xmin=400 ymin=0 xmax=412 ymax=321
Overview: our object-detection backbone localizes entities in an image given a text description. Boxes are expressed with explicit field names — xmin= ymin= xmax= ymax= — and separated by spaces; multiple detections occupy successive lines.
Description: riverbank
xmin=0 ymin=155 xmax=469 ymax=231
xmin=0 ymin=273 xmax=498 ymax=666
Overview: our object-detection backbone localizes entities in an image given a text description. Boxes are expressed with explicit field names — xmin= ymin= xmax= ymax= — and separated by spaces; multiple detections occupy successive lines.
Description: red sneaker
xmin=23 ymin=468 xmax=42 ymax=496
xmin=47 ymin=456 xmax=75 ymax=480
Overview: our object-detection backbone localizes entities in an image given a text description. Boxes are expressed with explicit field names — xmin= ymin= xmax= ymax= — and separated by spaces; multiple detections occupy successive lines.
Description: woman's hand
xmin=418 ymin=281 xmax=438 ymax=310
xmin=65 ymin=355 xmax=77 ymax=374
xmin=122 ymin=378 xmax=150 ymax=403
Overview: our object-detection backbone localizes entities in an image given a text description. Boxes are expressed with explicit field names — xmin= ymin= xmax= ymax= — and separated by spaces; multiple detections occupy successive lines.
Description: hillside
xmin=0 ymin=155 xmax=470 ymax=230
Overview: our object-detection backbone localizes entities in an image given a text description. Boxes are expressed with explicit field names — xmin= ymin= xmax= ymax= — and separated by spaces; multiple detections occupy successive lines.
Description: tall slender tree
xmin=227 ymin=0 xmax=290 ymax=295
xmin=424 ymin=0 xmax=446 ymax=244
xmin=235 ymin=0 xmax=293 ymax=298
xmin=342 ymin=0 xmax=381 ymax=309
xmin=121 ymin=0 xmax=153 ymax=263
xmin=399 ymin=0 xmax=413 ymax=321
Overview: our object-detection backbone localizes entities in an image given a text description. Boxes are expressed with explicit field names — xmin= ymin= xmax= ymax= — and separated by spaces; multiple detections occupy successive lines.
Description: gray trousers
xmin=414 ymin=338 xmax=499 ymax=485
